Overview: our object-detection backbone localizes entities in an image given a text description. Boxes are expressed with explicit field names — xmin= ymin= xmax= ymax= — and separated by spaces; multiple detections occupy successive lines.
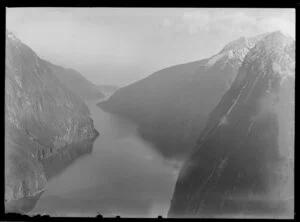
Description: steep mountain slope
xmin=5 ymin=32 xmax=99 ymax=213
xmin=168 ymin=31 xmax=295 ymax=218
xmin=99 ymin=33 xmax=267 ymax=159
xmin=45 ymin=61 xmax=105 ymax=101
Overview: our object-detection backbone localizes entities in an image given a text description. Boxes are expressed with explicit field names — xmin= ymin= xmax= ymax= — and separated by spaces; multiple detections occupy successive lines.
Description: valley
xmin=5 ymin=11 xmax=294 ymax=218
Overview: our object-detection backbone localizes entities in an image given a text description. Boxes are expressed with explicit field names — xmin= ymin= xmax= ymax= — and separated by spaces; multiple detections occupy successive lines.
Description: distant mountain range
xmin=99 ymin=33 xmax=268 ymax=160
xmin=95 ymin=85 xmax=119 ymax=97
xmin=44 ymin=60 xmax=105 ymax=101
xmin=168 ymin=31 xmax=294 ymax=218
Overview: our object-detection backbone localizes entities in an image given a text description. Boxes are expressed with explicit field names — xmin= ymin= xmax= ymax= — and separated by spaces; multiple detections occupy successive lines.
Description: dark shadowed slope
xmin=99 ymin=33 xmax=267 ymax=159
xmin=168 ymin=31 xmax=295 ymax=218
xmin=5 ymin=31 xmax=99 ymax=213
xmin=44 ymin=61 xmax=105 ymax=101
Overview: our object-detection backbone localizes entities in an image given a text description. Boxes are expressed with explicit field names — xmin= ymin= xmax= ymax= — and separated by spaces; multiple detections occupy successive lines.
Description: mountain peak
xmin=206 ymin=33 xmax=269 ymax=68
xmin=220 ymin=36 xmax=247 ymax=53
xmin=232 ymin=30 xmax=295 ymax=91
xmin=247 ymin=30 xmax=295 ymax=61
xmin=220 ymin=33 xmax=268 ymax=54
xmin=168 ymin=31 xmax=295 ymax=219
xmin=261 ymin=30 xmax=294 ymax=47
xmin=270 ymin=30 xmax=292 ymax=38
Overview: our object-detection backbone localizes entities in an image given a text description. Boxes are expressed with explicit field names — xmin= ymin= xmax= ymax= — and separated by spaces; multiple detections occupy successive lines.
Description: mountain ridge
xmin=43 ymin=60 xmax=105 ymax=101
xmin=99 ymin=32 xmax=271 ymax=159
xmin=168 ymin=31 xmax=294 ymax=218
xmin=5 ymin=31 xmax=99 ymax=213
xmin=6 ymin=30 xmax=104 ymax=101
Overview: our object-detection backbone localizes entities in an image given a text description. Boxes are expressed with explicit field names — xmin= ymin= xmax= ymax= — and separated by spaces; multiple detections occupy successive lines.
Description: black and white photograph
xmin=5 ymin=7 xmax=295 ymax=218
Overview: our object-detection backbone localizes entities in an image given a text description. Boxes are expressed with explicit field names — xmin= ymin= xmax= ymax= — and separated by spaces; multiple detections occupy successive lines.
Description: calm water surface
xmin=32 ymin=98 xmax=180 ymax=217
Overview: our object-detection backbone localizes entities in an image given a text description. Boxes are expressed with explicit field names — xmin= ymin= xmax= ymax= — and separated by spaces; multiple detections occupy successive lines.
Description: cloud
xmin=6 ymin=8 xmax=140 ymax=64
xmin=6 ymin=8 xmax=295 ymax=87
xmin=258 ymin=16 xmax=295 ymax=39
xmin=162 ymin=18 xmax=172 ymax=28
xmin=182 ymin=10 xmax=211 ymax=33
xmin=181 ymin=10 xmax=255 ymax=34
xmin=176 ymin=9 xmax=295 ymax=38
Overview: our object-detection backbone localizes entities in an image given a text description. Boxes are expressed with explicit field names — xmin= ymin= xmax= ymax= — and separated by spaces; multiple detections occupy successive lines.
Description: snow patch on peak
xmin=205 ymin=33 xmax=270 ymax=68
xmin=220 ymin=33 xmax=267 ymax=54
xmin=220 ymin=37 xmax=247 ymax=53
xmin=244 ymin=31 xmax=295 ymax=69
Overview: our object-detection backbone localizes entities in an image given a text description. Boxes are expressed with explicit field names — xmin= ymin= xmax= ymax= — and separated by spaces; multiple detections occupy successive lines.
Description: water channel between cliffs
xmin=31 ymin=98 xmax=181 ymax=217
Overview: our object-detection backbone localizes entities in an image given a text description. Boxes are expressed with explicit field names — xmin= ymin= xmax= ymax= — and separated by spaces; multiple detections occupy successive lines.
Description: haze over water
xmin=31 ymin=98 xmax=180 ymax=217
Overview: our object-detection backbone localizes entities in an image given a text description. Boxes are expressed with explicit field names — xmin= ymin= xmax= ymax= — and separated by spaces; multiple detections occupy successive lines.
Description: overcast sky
xmin=6 ymin=8 xmax=295 ymax=87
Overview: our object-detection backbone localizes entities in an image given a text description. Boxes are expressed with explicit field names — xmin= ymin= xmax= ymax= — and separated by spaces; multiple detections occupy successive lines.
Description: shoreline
xmin=5 ymin=126 xmax=100 ymax=214
xmin=5 ymin=190 xmax=46 ymax=214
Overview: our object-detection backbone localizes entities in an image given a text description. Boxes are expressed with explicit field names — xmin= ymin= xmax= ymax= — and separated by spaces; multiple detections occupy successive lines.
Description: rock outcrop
xmin=168 ymin=31 xmax=295 ymax=218
xmin=5 ymin=31 xmax=99 ymax=213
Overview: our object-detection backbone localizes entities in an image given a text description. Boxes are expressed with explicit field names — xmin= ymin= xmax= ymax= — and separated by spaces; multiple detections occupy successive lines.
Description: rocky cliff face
xmin=5 ymin=31 xmax=99 ymax=213
xmin=99 ymin=33 xmax=266 ymax=159
xmin=168 ymin=31 xmax=294 ymax=218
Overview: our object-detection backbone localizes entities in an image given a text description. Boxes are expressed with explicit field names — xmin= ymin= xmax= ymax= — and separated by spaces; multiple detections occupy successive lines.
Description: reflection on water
xmin=31 ymin=98 xmax=181 ymax=217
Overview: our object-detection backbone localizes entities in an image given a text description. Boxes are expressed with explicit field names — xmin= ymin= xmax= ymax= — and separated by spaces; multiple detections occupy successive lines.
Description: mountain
xmin=95 ymin=85 xmax=119 ymax=97
xmin=5 ymin=31 xmax=99 ymax=213
xmin=168 ymin=31 xmax=295 ymax=218
xmin=99 ymin=33 xmax=267 ymax=159
xmin=45 ymin=61 xmax=105 ymax=101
